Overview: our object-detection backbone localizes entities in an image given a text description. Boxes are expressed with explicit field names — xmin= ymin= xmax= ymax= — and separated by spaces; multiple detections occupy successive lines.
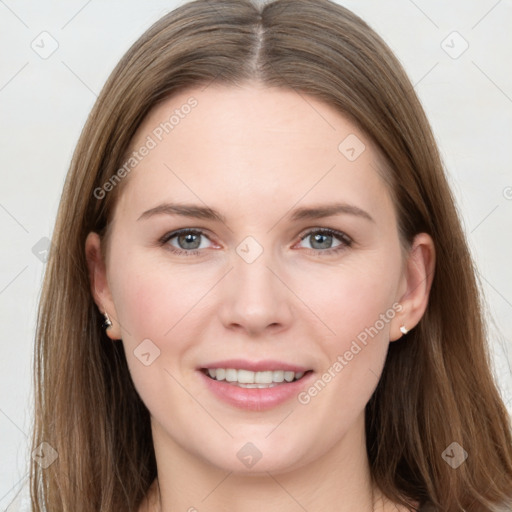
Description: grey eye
xmin=310 ymin=232 xmax=334 ymax=249
xmin=177 ymin=232 xmax=202 ymax=250
xmin=299 ymin=230 xmax=344 ymax=250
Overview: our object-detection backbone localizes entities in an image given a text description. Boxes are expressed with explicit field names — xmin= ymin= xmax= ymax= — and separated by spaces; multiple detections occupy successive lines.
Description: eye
xmin=160 ymin=229 xmax=214 ymax=254
xmin=158 ymin=227 xmax=352 ymax=256
xmin=296 ymin=228 xmax=352 ymax=253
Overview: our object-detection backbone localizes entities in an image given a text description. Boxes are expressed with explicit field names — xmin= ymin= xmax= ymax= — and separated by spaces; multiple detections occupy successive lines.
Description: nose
xmin=217 ymin=249 xmax=294 ymax=337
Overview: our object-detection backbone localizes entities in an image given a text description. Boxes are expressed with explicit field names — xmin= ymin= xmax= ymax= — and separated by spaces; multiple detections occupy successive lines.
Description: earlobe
xmin=85 ymin=232 xmax=122 ymax=340
xmin=390 ymin=233 xmax=435 ymax=341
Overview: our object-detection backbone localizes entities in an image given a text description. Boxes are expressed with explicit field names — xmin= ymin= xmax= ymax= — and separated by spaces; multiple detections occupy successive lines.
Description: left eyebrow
xmin=137 ymin=203 xmax=226 ymax=223
xmin=289 ymin=203 xmax=375 ymax=223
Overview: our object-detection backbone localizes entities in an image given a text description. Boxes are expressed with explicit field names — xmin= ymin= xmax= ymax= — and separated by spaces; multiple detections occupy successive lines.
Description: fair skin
xmin=86 ymin=84 xmax=434 ymax=512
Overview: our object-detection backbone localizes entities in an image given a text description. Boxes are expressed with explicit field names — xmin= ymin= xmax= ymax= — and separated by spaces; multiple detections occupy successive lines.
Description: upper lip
xmin=199 ymin=359 xmax=311 ymax=373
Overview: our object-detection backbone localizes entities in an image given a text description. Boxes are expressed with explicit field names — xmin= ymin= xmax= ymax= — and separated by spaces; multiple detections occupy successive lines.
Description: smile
xmin=202 ymin=368 xmax=307 ymax=388
xmin=199 ymin=363 xmax=314 ymax=410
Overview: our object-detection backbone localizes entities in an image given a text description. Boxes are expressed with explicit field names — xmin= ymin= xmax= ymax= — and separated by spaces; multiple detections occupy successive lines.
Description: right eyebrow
xmin=137 ymin=202 xmax=227 ymax=223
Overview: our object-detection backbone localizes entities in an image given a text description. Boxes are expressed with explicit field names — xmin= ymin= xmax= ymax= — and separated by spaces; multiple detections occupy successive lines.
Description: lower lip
xmin=199 ymin=371 xmax=313 ymax=411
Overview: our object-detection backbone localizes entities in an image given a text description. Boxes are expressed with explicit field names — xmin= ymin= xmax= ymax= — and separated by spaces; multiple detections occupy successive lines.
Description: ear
xmin=390 ymin=232 xmax=435 ymax=341
xmin=85 ymin=232 xmax=122 ymax=340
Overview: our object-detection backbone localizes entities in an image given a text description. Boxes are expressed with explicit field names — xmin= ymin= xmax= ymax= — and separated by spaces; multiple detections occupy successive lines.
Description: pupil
xmin=178 ymin=233 xmax=201 ymax=250
xmin=311 ymin=233 xmax=332 ymax=249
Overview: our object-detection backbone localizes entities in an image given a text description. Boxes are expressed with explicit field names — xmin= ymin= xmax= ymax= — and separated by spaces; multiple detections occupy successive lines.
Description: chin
xmin=191 ymin=433 xmax=316 ymax=476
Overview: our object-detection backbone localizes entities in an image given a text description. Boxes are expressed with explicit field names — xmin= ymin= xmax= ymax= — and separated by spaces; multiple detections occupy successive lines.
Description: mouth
xmin=201 ymin=368 xmax=312 ymax=388
xmin=198 ymin=359 xmax=314 ymax=410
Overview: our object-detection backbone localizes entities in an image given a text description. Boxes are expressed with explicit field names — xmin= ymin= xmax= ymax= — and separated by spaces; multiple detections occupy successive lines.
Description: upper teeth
xmin=207 ymin=368 xmax=304 ymax=384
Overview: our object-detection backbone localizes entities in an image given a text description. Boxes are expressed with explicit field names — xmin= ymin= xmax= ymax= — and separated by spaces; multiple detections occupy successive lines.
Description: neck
xmin=145 ymin=414 xmax=384 ymax=512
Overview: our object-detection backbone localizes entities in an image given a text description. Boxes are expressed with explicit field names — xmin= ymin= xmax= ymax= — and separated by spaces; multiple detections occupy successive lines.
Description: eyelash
xmin=158 ymin=227 xmax=353 ymax=257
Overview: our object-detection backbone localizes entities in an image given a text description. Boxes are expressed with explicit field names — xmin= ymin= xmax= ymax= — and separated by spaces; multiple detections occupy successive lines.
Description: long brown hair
xmin=31 ymin=0 xmax=512 ymax=510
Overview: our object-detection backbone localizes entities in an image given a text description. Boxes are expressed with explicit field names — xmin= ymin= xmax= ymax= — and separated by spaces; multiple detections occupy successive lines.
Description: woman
xmin=29 ymin=0 xmax=512 ymax=510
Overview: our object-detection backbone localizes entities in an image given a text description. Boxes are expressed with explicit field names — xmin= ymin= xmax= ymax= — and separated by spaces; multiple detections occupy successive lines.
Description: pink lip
xmin=198 ymin=367 xmax=314 ymax=412
xmin=199 ymin=359 xmax=310 ymax=373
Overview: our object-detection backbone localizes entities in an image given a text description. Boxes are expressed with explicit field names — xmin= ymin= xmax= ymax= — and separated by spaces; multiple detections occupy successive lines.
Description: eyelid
xmin=161 ymin=227 xmax=200 ymax=241
xmin=296 ymin=227 xmax=353 ymax=245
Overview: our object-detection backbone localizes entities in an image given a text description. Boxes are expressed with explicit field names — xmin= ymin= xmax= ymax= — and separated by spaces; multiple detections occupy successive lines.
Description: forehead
xmin=116 ymin=83 xmax=390 ymax=222
xmin=132 ymin=83 xmax=363 ymax=157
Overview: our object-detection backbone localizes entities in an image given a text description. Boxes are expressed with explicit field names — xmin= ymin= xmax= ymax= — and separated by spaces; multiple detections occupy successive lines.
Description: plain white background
xmin=1 ymin=0 xmax=511 ymax=508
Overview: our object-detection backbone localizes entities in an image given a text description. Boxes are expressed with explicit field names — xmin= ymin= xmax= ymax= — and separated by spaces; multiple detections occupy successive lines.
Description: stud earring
xmin=102 ymin=312 xmax=113 ymax=329
xmin=400 ymin=325 xmax=408 ymax=335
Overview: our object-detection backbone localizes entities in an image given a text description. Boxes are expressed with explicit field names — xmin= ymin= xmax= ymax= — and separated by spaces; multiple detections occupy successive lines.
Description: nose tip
xmin=217 ymin=247 xmax=293 ymax=336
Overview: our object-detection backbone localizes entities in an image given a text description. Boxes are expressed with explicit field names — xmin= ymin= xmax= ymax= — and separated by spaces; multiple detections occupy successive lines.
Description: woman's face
xmin=87 ymin=83 xmax=430 ymax=474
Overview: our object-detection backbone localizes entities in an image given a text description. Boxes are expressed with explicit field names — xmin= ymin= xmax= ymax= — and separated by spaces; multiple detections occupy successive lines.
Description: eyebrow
xmin=137 ymin=202 xmax=374 ymax=224
xmin=289 ymin=203 xmax=374 ymax=223
xmin=137 ymin=203 xmax=226 ymax=223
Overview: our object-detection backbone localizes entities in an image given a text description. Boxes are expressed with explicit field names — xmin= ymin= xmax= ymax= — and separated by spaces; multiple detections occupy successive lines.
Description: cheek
xmin=107 ymin=254 xmax=205 ymax=413
xmin=332 ymin=270 xmax=396 ymax=339
xmin=109 ymin=251 xmax=212 ymax=343
xmin=295 ymin=252 xmax=402 ymax=396
xmin=292 ymin=265 xmax=400 ymax=424
xmin=302 ymin=256 xmax=400 ymax=340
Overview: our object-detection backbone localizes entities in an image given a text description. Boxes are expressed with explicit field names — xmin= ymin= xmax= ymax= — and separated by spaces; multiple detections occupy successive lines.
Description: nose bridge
xmin=218 ymin=237 xmax=293 ymax=334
